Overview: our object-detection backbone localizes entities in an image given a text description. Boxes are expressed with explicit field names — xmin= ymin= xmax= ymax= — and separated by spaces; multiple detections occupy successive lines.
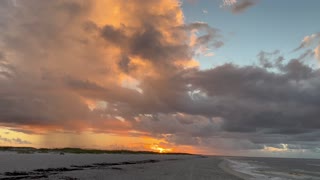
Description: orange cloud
xmin=315 ymin=45 xmax=320 ymax=61
xmin=0 ymin=0 xmax=222 ymax=155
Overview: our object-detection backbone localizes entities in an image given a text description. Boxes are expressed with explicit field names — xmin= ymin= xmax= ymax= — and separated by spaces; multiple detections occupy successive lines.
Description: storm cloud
xmin=0 ymin=0 xmax=319 ymax=155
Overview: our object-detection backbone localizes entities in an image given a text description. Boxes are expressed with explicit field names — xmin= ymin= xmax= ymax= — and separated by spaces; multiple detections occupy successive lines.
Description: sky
xmin=0 ymin=0 xmax=320 ymax=158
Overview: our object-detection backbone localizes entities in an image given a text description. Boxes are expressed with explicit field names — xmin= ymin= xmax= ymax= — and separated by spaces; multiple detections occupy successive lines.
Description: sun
xmin=150 ymin=144 xmax=172 ymax=153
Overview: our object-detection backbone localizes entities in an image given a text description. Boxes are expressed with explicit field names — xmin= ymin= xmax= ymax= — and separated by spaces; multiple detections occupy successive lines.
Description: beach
xmin=0 ymin=151 xmax=241 ymax=180
xmin=1 ymin=151 xmax=320 ymax=180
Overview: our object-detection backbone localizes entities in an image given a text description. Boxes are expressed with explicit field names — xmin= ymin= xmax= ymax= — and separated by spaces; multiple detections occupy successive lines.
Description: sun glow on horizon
xmin=150 ymin=144 xmax=173 ymax=153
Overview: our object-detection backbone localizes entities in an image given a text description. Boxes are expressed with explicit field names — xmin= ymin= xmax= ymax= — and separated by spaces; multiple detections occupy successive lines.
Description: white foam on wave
xmin=308 ymin=164 xmax=320 ymax=167
xmin=226 ymin=159 xmax=287 ymax=180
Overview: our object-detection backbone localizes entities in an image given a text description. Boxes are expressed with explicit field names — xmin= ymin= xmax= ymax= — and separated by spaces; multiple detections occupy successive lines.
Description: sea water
xmin=227 ymin=157 xmax=320 ymax=180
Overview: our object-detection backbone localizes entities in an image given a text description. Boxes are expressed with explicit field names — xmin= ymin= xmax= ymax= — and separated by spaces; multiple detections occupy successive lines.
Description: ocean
xmin=226 ymin=156 xmax=320 ymax=180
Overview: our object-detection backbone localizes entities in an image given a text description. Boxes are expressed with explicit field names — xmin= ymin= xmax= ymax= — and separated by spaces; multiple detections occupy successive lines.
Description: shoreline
xmin=218 ymin=159 xmax=253 ymax=180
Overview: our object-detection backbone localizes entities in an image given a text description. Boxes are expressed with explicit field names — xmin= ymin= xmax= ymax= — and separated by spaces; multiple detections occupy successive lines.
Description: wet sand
xmin=218 ymin=159 xmax=252 ymax=180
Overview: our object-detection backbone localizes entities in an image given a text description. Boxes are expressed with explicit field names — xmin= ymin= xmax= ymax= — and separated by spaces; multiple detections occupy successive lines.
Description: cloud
xmin=0 ymin=0 xmax=320 ymax=155
xmin=257 ymin=50 xmax=283 ymax=68
xmin=314 ymin=45 xmax=320 ymax=61
xmin=222 ymin=0 xmax=237 ymax=7
xmin=126 ymin=50 xmax=320 ymax=153
xmin=233 ymin=0 xmax=257 ymax=13
xmin=12 ymin=137 xmax=32 ymax=145
xmin=135 ymin=113 xmax=222 ymax=138
xmin=294 ymin=33 xmax=320 ymax=51
xmin=293 ymin=33 xmax=320 ymax=62
xmin=202 ymin=9 xmax=208 ymax=14
xmin=222 ymin=0 xmax=257 ymax=14
xmin=0 ymin=135 xmax=31 ymax=145
xmin=0 ymin=0 xmax=220 ymax=131
xmin=204 ymin=52 xmax=215 ymax=57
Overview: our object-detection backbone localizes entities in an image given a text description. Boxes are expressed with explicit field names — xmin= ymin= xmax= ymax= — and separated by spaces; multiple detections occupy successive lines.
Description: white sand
xmin=0 ymin=152 xmax=193 ymax=173
xmin=0 ymin=152 xmax=241 ymax=180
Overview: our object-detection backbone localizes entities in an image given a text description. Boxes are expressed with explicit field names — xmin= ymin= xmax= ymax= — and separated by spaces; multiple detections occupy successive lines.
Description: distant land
xmin=0 ymin=146 xmax=193 ymax=155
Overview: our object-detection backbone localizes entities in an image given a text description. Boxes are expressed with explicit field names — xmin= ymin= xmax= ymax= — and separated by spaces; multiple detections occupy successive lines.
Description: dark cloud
xmin=0 ymin=89 xmax=92 ymax=126
xmin=184 ymin=22 xmax=222 ymax=49
xmin=120 ymin=53 xmax=320 ymax=152
xmin=101 ymin=25 xmax=127 ymax=45
xmin=100 ymin=22 xmax=219 ymax=74
xmin=187 ymin=60 xmax=320 ymax=129
xmin=257 ymin=50 xmax=284 ymax=68
xmin=230 ymin=0 xmax=257 ymax=14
